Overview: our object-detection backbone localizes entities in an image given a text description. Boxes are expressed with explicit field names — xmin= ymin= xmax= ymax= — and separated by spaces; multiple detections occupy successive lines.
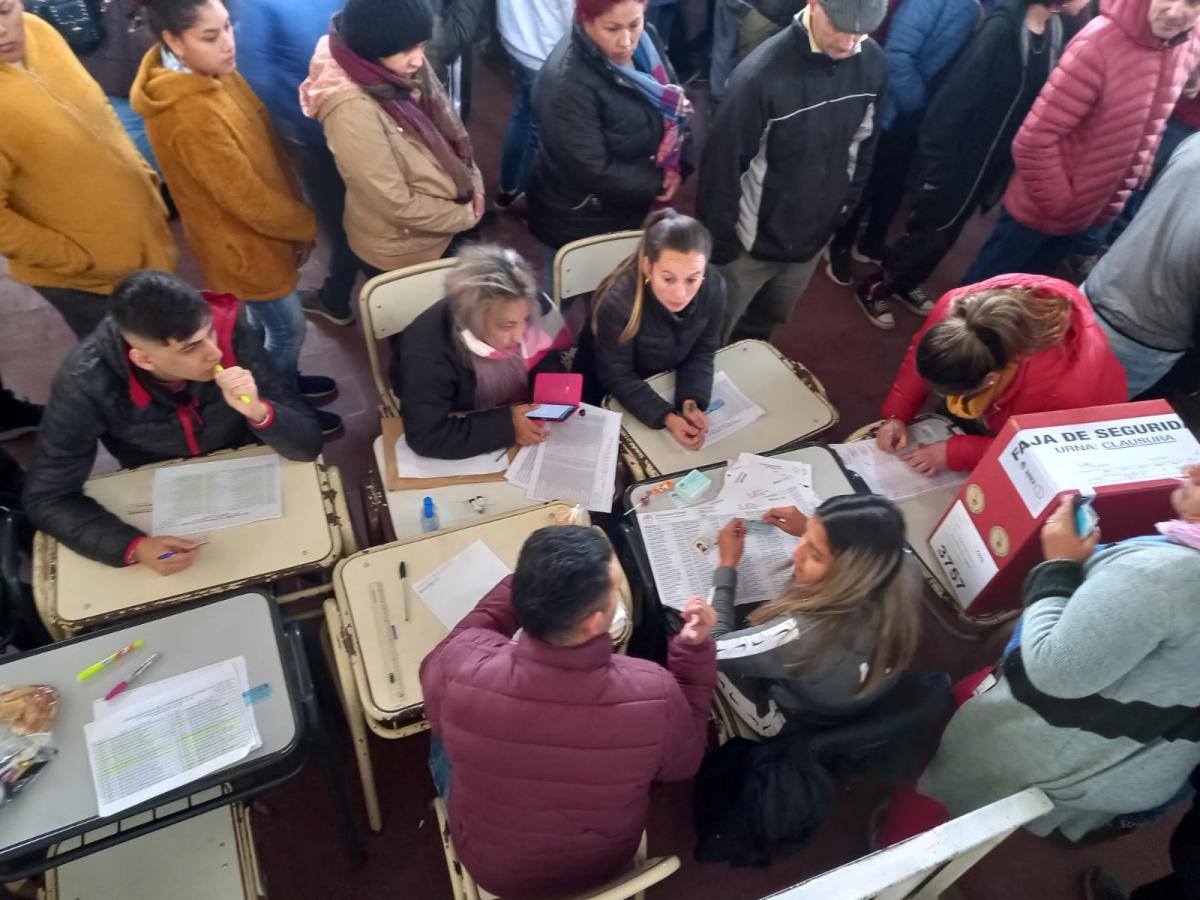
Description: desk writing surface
xmin=0 ymin=592 xmax=295 ymax=857
xmin=339 ymin=504 xmax=574 ymax=718
xmin=50 ymin=447 xmax=334 ymax=624
xmin=372 ymin=436 xmax=544 ymax=542
xmin=606 ymin=341 xmax=836 ymax=476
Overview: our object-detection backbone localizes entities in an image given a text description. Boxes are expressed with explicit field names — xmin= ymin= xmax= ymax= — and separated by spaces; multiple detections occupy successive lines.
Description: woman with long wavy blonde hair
xmin=709 ymin=494 xmax=921 ymax=738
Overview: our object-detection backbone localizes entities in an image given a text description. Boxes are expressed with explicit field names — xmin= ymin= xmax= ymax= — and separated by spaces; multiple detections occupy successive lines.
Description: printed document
xmin=638 ymin=454 xmax=824 ymax=610
xmin=84 ymin=658 xmax=260 ymax=817
xmin=505 ymin=444 xmax=536 ymax=489
xmin=394 ymin=436 xmax=509 ymax=479
xmin=414 ymin=539 xmax=513 ymax=631
xmin=527 ymin=404 xmax=622 ymax=513
xmin=152 ymin=455 xmax=282 ymax=536
xmin=830 ymin=441 xmax=965 ymax=502
xmin=653 ymin=371 xmax=764 ymax=448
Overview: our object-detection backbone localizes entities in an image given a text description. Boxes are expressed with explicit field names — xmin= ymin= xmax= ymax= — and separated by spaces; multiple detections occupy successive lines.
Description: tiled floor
xmin=1 ymin=48 xmax=1192 ymax=900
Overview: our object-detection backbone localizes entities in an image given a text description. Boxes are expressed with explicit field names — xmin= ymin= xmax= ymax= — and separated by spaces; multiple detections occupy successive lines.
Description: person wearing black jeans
xmin=1083 ymin=768 xmax=1200 ymax=900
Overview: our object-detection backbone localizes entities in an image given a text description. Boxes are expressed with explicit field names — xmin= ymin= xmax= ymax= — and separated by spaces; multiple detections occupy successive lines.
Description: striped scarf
xmin=602 ymin=30 xmax=693 ymax=173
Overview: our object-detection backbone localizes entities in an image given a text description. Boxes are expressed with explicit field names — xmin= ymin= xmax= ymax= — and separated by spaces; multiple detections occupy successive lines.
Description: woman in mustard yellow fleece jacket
xmin=131 ymin=0 xmax=337 ymax=416
xmin=0 ymin=5 xmax=175 ymax=338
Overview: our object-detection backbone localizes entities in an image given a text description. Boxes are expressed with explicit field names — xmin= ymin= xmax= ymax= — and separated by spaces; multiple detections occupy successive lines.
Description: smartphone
xmin=1073 ymin=493 xmax=1099 ymax=536
xmin=526 ymin=403 xmax=575 ymax=422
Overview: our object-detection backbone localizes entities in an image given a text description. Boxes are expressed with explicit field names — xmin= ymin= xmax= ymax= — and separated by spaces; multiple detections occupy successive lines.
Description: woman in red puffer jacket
xmin=877 ymin=274 xmax=1128 ymax=474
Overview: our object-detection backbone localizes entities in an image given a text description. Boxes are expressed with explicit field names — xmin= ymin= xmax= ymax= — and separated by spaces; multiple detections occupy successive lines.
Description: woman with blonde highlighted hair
xmin=877 ymin=274 xmax=1127 ymax=475
xmin=710 ymin=494 xmax=921 ymax=737
xmin=576 ymin=208 xmax=724 ymax=449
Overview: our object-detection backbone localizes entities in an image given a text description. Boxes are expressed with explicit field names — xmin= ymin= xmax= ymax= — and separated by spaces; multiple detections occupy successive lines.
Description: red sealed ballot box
xmin=928 ymin=400 xmax=1200 ymax=615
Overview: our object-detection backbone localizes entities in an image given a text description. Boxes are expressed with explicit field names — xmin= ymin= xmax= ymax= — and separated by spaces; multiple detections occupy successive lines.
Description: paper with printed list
xmin=524 ymin=403 xmax=622 ymax=513
xmin=151 ymin=455 xmax=282 ymax=536
xmin=84 ymin=657 xmax=261 ymax=817
xmin=637 ymin=454 xmax=822 ymax=610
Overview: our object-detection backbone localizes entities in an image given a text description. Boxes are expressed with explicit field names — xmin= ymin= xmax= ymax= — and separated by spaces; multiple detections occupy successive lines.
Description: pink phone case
xmin=533 ymin=373 xmax=583 ymax=408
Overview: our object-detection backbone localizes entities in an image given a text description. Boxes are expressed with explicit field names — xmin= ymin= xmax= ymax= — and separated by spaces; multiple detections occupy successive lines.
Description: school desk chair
xmin=358 ymin=259 xmax=458 ymax=420
xmin=777 ymin=788 xmax=1054 ymax=899
xmin=553 ymin=231 xmax=643 ymax=309
xmin=433 ymin=797 xmax=680 ymax=900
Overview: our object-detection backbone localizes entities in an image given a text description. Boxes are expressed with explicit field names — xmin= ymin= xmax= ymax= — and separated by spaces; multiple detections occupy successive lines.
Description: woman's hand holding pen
xmin=512 ymin=405 xmax=548 ymax=446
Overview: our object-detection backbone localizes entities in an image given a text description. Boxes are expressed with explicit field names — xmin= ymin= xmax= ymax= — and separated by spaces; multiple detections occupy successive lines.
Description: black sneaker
xmin=300 ymin=288 xmax=354 ymax=327
xmin=852 ymin=240 xmax=883 ymax=264
xmin=0 ymin=391 xmax=42 ymax=441
xmin=896 ymin=285 xmax=935 ymax=316
xmin=297 ymin=374 xmax=338 ymax=401
xmin=1082 ymin=868 xmax=1128 ymax=900
xmin=316 ymin=409 xmax=344 ymax=439
xmin=825 ymin=244 xmax=853 ymax=286
xmin=854 ymin=280 xmax=896 ymax=329
xmin=493 ymin=189 xmax=525 ymax=213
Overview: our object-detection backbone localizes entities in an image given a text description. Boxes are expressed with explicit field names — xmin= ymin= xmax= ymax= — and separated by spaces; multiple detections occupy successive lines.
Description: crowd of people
xmin=2 ymin=0 xmax=1200 ymax=895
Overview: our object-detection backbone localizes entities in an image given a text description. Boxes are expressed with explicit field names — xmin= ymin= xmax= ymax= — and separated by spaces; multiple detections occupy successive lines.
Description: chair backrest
xmin=358 ymin=259 xmax=457 ymax=418
xmin=554 ymin=231 xmax=643 ymax=306
xmin=767 ymin=788 xmax=1054 ymax=900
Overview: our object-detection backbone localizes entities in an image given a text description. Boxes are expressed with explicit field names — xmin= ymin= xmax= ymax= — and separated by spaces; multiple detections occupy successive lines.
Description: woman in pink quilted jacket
xmin=963 ymin=0 xmax=1200 ymax=283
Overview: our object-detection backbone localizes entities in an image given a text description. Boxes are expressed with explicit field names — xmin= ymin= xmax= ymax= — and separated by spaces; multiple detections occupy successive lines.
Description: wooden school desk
xmin=368 ymin=436 xmax=547 ymax=545
xmin=0 ymin=592 xmax=309 ymax=880
xmin=33 ymin=445 xmax=355 ymax=637
xmin=325 ymin=503 xmax=634 ymax=833
xmin=604 ymin=340 xmax=838 ymax=480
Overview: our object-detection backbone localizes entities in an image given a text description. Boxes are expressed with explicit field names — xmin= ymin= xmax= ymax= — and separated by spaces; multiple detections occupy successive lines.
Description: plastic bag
xmin=0 ymin=685 xmax=59 ymax=806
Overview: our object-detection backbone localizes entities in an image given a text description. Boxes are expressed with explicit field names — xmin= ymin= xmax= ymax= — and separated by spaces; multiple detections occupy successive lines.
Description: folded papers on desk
xmin=84 ymin=658 xmax=260 ymax=817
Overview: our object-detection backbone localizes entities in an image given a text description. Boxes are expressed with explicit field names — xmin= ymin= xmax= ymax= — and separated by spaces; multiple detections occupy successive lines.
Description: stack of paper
xmin=504 ymin=404 xmax=622 ymax=513
xmin=84 ymin=657 xmax=261 ymax=817
xmin=152 ymin=456 xmax=282 ymax=536
xmin=637 ymin=454 xmax=823 ymax=610
xmin=652 ymin=371 xmax=765 ymax=448
xmin=394 ymin=436 xmax=510 ymax=479
xmin=829 ymin=440 xmax=965 ymax=502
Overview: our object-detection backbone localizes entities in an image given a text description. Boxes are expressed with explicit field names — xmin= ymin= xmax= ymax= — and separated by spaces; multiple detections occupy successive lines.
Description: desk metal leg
xmin=284 ymin=624 xmax=368 ymax=866
xmin=320 ymin=600 xmax=383 ymax=833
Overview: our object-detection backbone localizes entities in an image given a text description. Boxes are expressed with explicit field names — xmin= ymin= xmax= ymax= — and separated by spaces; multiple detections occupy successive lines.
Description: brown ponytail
xmin=916 ymin=286 xmax=1071 ymax=393
xmin=591 ymin=208 xmax=712 ymax=344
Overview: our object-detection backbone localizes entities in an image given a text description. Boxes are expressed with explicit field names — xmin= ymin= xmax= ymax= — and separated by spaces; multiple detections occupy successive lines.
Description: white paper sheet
xmin=505 ymin=444 xmax=537 ymax=489
xmin=637 ymin=454 xmax=827 ymax=610
xmin=413 ymin=539 xmax=513 ymax=631
xmin=84 ymin=657 xmax=260 ymax=817
xmin=830 ymin=441 xmax=966 ymax=502
xmin=526 ymin=404 xmax=622 ymax=513
xmin=151 ymin=455 xmax=282 ymax=536
xmin=394 ymin=436 xmax=510 ymax=479
xmin=653 ymin=371 xmax=765 ymax=449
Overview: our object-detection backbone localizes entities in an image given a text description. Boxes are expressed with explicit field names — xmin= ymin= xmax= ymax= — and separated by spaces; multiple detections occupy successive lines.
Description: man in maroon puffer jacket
xmin=420 ymin=525 xmax=717 ymax=898
xmin=962 ymin=0 xmax=1200 ymax=284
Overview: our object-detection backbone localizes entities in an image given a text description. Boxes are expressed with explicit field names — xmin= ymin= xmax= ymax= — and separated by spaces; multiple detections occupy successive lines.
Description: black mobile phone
xmin=1073 ymin=493 xmax=1099 ymax=536
xmin=526 ymin=404 xmax=575 ymax=422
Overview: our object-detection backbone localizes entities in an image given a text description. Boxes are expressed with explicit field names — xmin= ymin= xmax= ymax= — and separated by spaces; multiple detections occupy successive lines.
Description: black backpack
xmin=27 ymin=0 xmax=107 ymax=53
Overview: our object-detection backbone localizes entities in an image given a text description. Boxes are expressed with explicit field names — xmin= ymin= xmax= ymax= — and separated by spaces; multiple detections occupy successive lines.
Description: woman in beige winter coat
xmin=300 ymin=0 xmax=483 ymax=274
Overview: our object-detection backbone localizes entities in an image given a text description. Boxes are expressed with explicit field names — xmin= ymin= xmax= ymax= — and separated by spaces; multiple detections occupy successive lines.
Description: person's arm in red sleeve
xmin=945 ymin=434 xmax=993 ymax=472
xmin=655 ymin=633 xmax=717 ymax=783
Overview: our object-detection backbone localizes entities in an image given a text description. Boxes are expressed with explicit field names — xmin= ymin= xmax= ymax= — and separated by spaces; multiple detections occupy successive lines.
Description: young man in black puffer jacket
xmin=24 ymin=270 xmax=321 ymax=575
xmin=698 ymin=0 xmax=889 ymax=344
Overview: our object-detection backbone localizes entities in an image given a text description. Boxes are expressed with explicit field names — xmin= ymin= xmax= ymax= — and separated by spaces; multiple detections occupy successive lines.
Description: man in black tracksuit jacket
xmin=698 ymin=0 xmax=889 ymax=344
xmin=24 ymin=270 xmax=321 ymax=574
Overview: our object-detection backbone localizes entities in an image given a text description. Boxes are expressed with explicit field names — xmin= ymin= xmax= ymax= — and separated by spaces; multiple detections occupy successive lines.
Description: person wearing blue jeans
xmin=495 ymin=0 xmax=572 ymax=208
xmin=497 ymin=59 xmax=539 ymax=207
xmin=962 ymin=207 xmax=1106 ymax=284
xmin=246 ymin=291 xmax=308 ymax=388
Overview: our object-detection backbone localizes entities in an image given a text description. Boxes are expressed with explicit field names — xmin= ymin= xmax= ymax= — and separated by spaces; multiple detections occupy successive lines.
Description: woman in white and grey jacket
xmin=711 ymin=493 xmax=922 ymax=737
